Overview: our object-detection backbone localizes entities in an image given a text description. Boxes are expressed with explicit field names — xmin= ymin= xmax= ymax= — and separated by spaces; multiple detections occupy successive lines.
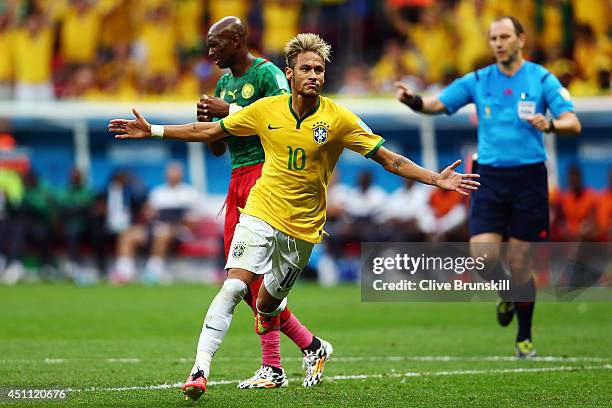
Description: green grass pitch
xmin=1 ymin=283 xmax=611 ymax=407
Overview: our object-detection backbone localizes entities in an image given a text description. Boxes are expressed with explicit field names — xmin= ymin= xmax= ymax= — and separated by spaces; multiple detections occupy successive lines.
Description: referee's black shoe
xmin=496 ymin=301 xmax=515 ymax=327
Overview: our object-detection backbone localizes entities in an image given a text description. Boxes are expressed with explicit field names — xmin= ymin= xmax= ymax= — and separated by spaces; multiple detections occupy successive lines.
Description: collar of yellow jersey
xmin=288 ymin=96 xmax=321 ymax=129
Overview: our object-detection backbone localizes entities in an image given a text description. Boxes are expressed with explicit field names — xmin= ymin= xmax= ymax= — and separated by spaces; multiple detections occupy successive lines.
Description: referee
xmin=395 ymin=16 xmax=581 ymax=357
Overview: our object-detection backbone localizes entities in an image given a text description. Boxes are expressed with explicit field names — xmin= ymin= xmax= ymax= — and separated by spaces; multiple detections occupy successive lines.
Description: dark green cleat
xmin=496 ymin=301 xmax=515 ymax=327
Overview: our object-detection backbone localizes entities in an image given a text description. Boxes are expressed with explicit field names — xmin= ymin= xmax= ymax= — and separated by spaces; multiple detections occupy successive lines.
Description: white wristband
xmin=150 ymin=124 xmax=164 ymax=138
xmin=228 ymin=104 xmax=243 ymax=115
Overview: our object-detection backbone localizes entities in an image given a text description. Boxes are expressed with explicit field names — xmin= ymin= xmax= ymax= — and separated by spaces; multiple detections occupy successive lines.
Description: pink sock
xmin=281 ymin=313 xmax=314 ymax=350
xmin=260 ymin=329 xmax=282 ymax=368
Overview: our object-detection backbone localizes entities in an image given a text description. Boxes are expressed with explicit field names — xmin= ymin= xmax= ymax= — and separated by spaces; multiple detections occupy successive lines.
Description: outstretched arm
xmin=108 ymin=108 xmax=227 ymax=143
xmin=395 ymin=82 xmax=447 ymax=114
xmin=371 ymin=146 xmax=480 ymax=196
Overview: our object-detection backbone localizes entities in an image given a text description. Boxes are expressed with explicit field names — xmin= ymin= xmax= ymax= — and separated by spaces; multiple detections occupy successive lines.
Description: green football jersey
xmin=214 ymin=57 xmax=289 ymax=169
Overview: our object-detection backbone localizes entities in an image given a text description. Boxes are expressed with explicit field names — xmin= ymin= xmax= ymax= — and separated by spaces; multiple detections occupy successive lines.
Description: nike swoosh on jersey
xmin=267 ymin=124 xmax=282 ymax=130
xmin=205 ymin=324 xmax=222 ymax=332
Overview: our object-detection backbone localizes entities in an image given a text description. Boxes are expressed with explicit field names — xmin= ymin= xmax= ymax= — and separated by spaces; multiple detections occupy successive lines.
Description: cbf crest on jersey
xmin=313 ymin=121 xmax=329 ymax=144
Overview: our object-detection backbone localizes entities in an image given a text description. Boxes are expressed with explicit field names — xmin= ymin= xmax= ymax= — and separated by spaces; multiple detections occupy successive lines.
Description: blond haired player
xmin=109 ymin=33 xmax=480 ymax=402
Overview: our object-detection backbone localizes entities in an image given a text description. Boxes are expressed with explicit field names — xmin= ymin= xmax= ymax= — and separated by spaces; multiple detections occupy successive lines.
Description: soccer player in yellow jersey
xmin=109 ymin=33 xmax=480 ymax=402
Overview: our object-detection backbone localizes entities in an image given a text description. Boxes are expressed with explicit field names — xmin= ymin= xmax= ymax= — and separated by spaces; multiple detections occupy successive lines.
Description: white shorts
xmin=225 ymin=214 xmax=314 ymax=300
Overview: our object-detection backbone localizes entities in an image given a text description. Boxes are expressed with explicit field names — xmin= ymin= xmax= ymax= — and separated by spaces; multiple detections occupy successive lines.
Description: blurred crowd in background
xmin=0 ymin=0 xmax=610 ymax=285
xmin=0 ymin=157 xmax=610 ymax=285
xmin=0 ymin=0 xmax=609 ymax=102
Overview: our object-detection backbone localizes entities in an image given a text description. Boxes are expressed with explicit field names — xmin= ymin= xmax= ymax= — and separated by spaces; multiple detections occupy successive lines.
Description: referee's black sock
xmin=482 ymin=260 xmax=511 ymax=301
xmin=513 ymin=278 xmax=536 ymax=342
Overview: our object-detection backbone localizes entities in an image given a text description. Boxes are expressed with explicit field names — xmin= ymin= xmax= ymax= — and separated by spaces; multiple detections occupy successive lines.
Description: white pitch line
xmin=105 ymin=358 xmax=141 ymax=363
xmin=1 ymin=355 xmax=609 ymax=365
xmin=67 ymin=364 xmax=612 ymax=393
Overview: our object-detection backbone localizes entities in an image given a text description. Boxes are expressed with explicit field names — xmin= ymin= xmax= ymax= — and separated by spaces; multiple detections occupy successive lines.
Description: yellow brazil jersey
xmin=220 ymin=94 xmax=384 ymax=243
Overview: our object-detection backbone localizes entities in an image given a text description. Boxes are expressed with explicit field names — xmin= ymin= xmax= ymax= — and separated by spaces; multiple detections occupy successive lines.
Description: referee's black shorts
xmin=470 ymin=162 xmax=549 ymax=242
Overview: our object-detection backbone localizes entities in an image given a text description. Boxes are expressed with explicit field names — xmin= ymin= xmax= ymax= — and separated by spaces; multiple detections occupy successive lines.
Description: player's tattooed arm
xmin=391 ymin=157 xmax=408 ymax=171
xmin=373 ymin=147 xmax=437 ymax=185
xmin=371 ymin=146 xmax=480 ymax=195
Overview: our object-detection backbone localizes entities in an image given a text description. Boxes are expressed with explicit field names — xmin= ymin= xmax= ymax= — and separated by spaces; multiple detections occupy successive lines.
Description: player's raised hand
xmin=436 ymin=160 xmax=480 ymax=196
xmin=108 ymin=108 xmax=151 ymax=139
xmin=394 ymin=81 xmax=415 ymax=105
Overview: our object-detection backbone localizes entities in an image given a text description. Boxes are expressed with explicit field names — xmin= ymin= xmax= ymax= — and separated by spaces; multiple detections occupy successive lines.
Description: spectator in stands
xmin=174 ymin=0 xmax=204 ymax=57
xmin=380 ymin=178 xmax=432 ymax=241
xmin=453 ymin=0 xmax=493 ymax=74
xmin=316 ymin=171 xmax=351 ymax=286
xmin=571 ymin=0 xmax=610 ymax=40
xmin=94 ymin=43 xmax=139 ymax=101
xmin=557 ymin=165 xmax=599 ymax=241
xmin=12 ymin=9 xmax=54 ymax=101
xmin=135 ymin=3 xmax=178 ymax=97
xmin=208 ymin=0 xmax=250 ymax=25
xmin=2 ymin=171 xmax=55 ymax=284
xmin=60 ymin=0 xmax=101 ymax=66
xmin=344 ymin=171 xmax=387 ymax=242
xmin=99 ymin=0 xmax=131 ymax=54
xmin=389 ymin=5 xmax=455 ymax=85
xmin=370 ymin=38 xmax=423 ymax=93
xmin=573 ymin=24 xmax=610 ymax=90
xmin=111 ymin=162 xmax=201 ymax=284
xmin=337 ymin=65 xmax=375 ymax=96
xmin=85 ymin=170 xmax=143 ymax=278
xmin=596 ymin=69 xmax=611 ymax=96
xmin=57 ymin=167 xmax=95 ymax=279
xmin=0 ymin=5 xmax=15 ymax=99
xmin=426 ymin=185 xmax=468 ymax=241
xmin=386 ymin=0 xmax=433 ymax=26
xmin=0 ymin=166 xmax=24 ymax=279
xmin=262 ymin=0 xmax=302 ymax=68
xmin=597 ymin=168 xmax=612 ymax=241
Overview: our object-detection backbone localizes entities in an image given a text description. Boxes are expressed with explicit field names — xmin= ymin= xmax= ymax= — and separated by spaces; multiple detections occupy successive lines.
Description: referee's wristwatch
xmin=545 ymin=119 xmax=555 ymax=133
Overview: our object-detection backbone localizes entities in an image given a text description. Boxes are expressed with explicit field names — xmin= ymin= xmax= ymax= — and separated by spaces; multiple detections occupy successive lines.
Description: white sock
xmin=256 ymin=297 xmax=287 ymax=317
xmin=116 ymin=256 xmax=135 ymax=279
xmin=144 ymin=256 xmax=164 ymax=278
xmin=191 ymin=278 xmax=247 ymax=378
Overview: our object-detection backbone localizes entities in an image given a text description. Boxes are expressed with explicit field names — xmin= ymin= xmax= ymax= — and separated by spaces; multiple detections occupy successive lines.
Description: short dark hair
xmin=494 ymin=16 xmax=524 ymax=36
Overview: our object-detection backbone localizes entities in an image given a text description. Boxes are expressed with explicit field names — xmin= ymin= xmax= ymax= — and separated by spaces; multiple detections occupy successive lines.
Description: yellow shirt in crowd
xmin=263 ymin=0 xmax=301 ymax=54
xmin=220 ymin=94 xmax=384 ymax=243
xmin=174 ymin=0 xmax=203 ymax=50
xmin=572 ymin=0 xmax=610 ymax=38
xmin=61 ymin=6 xmax=101 ymax=64
xmin=98 ymin=0 xmax=133 ymax=48
xmin=139 ymin=21 xmax=177 ymax=76
xmin=0 ymin=29 xmax=14 ymax=81
xmin=13 ymin=27 xmax=53 ymax=83
xmin=209 ymin=0 xmax=249 ymax=24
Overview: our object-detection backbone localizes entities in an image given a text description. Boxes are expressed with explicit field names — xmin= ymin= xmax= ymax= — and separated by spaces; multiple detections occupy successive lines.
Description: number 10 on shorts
xmin=280 ymin=267 xmax=301 ymax=290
